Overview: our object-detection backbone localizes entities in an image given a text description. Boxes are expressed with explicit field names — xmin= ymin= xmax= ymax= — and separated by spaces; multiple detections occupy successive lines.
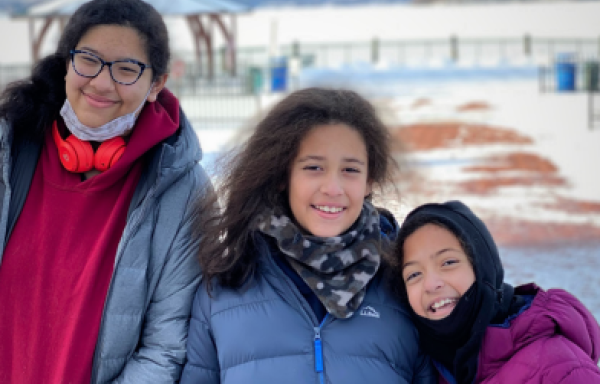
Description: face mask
xmin=60 ymin=83 xmax=154 ymax=142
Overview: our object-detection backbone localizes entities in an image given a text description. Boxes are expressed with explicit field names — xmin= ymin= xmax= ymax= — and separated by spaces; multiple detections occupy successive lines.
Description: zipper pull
xmin=314 ymin=327 xmax=323 ymax=373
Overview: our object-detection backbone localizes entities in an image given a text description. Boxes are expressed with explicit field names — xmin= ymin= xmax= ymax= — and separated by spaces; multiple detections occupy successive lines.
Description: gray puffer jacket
xmin=0 ymin=109 xmax=210 ymax=383
xmin=181 ymin=233 xmax=436 ymax=384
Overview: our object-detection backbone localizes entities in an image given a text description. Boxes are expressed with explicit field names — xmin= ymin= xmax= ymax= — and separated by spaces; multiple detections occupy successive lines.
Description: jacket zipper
xmin=264 ymin=252 xmax=332 ymax=384
xmin=314 ymin=314 xmax=329 ymax=384
xmin=89 ymin=186 xmax=157 ymax=384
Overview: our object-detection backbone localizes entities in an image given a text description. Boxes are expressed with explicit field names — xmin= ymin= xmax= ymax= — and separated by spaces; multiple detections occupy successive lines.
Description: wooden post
xmin=523 ymin=34 xmax=531 ymax=56
xmin=371 ymin=37 xmax=379 ymax=64
xmin=231 ymin=14 xmax=237 ymax=76
xmin=29 ymin=17 xmax=54 ymax=63
xmin=450 ymin=35 xmax=459 ymax=62
xmin=186 ymin=15 xmax=205 ymax=76
xmin=207 ymin=15 xmax=214 ymax=79
xmin=212 ymin=14 xmax=237 ymax=77
xmin=292 ymin=41 xmax=300 ymax=59
xmin=29 ymin=17 xmax=35 ymax=62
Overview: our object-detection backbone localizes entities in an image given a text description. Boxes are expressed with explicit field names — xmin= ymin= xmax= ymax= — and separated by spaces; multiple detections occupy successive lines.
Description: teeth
xmin=432 ymin=298 xmax=455 ymax=310
xmin=316 ymin=205 xmax=343 ymax=213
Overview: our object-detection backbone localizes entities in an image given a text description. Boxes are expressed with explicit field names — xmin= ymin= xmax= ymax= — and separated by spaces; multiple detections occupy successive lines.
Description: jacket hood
xmin=150 ymin=90 xmax=203 ymax=197
xmin=474 ymin=283 xmax=600 ymax=383
xmin=503 ymin=283 xmax=600 ymax=363
xmin=377 ymin=206 xmax=399 ymax=244
xmin=397 ymin=200 xmax=504 ymax=293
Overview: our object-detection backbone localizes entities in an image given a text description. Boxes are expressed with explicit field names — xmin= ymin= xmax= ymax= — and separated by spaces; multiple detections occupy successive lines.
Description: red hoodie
xmin=0 ymin=90 xmax=180 ymax=383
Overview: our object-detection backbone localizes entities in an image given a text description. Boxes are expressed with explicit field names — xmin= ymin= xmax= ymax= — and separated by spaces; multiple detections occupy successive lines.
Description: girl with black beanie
xmin=389 ymin=200 xmax=600 ymax=384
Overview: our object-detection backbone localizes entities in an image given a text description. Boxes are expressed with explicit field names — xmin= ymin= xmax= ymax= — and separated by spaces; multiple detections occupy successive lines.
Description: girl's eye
xmin=343 ymin=167 xmax=360 ymax=173
xmin=83 ymin=56 xmax=99 ymax=64
xmin=404 ymin=271 xmax=420 ymax=283
xmin=442 ymin=259 xmax=458 ymax=267
xmin=303 ymin=165 xmax=322 ymax=171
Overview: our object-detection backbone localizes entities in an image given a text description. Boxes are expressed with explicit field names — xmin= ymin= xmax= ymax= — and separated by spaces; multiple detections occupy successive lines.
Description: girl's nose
xmin=89 ymin=65 xmax=115 ymax=90
xmin=423 ymin=271 xmax=444 ymax=292
xmin=321 ymin=172 xmax=343 ymax=196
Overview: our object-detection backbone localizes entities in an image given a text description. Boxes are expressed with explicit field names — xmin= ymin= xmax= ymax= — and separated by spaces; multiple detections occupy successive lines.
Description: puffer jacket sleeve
xmin=112 ymin=168 xmax=207 ymax=383
xmin=180 ymin=284 xmax=220 ymax=383
xmin=412 ymin=350 xmax=437 ymax=384
xmin=558 ymin=366 xmax=600 ymax=383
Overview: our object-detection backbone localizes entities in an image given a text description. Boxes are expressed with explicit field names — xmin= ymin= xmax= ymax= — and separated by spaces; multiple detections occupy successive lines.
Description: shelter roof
xmin=16 ymin=0 xmax=249 ymax=17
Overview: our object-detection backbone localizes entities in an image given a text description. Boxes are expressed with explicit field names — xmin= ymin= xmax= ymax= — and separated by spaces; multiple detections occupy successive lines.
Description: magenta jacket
xmin=438 ymin=283 xmax=600 ymax=384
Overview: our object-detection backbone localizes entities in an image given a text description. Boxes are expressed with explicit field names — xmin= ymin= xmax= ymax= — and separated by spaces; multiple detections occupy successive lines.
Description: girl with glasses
xmin=0 ymin=0 xmax=212 ymax=382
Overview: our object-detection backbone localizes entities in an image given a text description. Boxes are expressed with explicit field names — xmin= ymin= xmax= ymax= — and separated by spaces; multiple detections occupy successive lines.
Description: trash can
xmin=555 ymin=53 xmax=576 ymax=92
xmin=583 ymin=60 xmax=599 ymax=92
xmin=270 ymin=57 xmax=288 ymax=92
xmin=247 ymin=66 xmax=263 ymax=94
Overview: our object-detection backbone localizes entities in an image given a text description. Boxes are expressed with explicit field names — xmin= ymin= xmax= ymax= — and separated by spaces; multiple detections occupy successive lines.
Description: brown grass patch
xmin=457 ymin=175 xmax=566 ymax=195
xmin=456 ymin=101 xmax=492 ymax=112
xmin=485 ymin=217 xmax=600 ymax=246
xmin=394 ymin=123 xmax=533 ymax=151
xmin=465 ymin=152 xmax=558 ymax=174
xmin=543 ymin=197 xmax=600 ymax=214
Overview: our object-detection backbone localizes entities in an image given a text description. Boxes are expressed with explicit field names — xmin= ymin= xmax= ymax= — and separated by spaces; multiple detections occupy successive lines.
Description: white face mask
xmin=60 ymin=84 xmax=154 ymax=142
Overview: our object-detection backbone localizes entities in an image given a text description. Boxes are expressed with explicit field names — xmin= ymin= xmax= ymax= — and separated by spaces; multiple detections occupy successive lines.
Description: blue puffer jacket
xmin=181 ymin=218 xmax=436 ymax=384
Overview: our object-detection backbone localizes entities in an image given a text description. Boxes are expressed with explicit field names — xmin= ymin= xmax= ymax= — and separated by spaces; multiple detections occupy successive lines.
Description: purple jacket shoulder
xmin=439 ymin=283 xmax=600 ymax=384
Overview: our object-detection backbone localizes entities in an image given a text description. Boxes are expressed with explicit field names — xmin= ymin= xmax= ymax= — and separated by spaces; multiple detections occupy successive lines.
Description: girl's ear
xmin=365 ymin=181 xmax=373 ymax=198
xmin=147 ymin=74 xmax=168 ymax=102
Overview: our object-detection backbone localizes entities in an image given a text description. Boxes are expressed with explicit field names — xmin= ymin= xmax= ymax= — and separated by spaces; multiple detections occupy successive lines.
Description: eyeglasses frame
xmin=69 ymin=49 xmax=152 ymax=85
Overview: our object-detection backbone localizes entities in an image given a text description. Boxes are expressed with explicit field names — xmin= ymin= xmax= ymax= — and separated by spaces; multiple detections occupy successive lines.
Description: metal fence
xmin=232 ymin=36 xmax=600 ymax=69
xmin=166 ymin=74 xmax=262 ymax=130
xmin=538 ymin=55 xmax=600 ymax=130
xmin=2 ymin=36 xmax=599 ymax=131
xmin=0 ymin=63 xmax=31 ymax=91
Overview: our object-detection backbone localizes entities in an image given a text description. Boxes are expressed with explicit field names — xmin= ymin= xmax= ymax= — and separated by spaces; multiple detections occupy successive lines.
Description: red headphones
xmin=52 ymin=121 xmax=126 ymax=173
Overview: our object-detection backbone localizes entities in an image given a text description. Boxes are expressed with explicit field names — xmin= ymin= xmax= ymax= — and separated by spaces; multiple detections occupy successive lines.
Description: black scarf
xmin=414 ymin=282 xmax=516 ymax=383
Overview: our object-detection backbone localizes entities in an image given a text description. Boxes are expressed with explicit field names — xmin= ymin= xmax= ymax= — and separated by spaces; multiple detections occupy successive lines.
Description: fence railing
xmin=229 ymin=36 xmax=600 ymax=70
xmin=0 ymin=64 xmax=31 ymax=91
xmin=538 ymin=55 xmax=600 ymax=130
xmin=166 ymin=36 xmax=600 ymax=77
xmin=2 ymin=36 xmax=599 ymax=131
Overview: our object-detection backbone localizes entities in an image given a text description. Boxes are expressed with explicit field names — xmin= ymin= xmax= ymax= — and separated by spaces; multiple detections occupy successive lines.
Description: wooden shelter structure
xmin=13 ymin=0 xmax=250 ymax=77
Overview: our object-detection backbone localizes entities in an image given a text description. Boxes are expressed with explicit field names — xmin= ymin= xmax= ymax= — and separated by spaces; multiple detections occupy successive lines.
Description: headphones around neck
xmin=52 ymin=121 xmax=126 ymax=173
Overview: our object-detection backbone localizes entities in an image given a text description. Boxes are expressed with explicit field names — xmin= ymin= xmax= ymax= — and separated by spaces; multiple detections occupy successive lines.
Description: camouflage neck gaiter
xmin=255 ymin=201 xmax=382 ymax=319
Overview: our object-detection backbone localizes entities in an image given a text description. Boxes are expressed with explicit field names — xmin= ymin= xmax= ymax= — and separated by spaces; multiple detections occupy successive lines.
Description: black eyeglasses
xmin=69 ymin=49 xmax=151 ymax=85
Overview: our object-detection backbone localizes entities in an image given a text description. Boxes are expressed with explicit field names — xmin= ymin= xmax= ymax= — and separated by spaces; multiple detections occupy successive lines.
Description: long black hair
xmin=0 ymin=0 xmax=170 ymax=142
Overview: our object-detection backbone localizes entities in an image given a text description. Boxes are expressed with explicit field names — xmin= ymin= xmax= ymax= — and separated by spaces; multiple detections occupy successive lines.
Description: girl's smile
xmin=313 ymin=204 xmax=346 ymax=218
xmin=402 ymin=224 xmax=475 ymax=320
xmin=82 ymin=91 xmax=119 ymax=108
xmin=427 ymin=297 xmax=459 ymax=317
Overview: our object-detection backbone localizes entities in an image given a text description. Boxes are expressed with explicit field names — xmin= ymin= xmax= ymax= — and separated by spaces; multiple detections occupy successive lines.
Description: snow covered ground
xmin=192 ymin=74 xmax=600 ymax=323
xmin=2 ymin=0 xmax=598 ymax=323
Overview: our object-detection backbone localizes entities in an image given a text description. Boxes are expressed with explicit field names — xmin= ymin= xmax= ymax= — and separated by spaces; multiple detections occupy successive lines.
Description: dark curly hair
xmin=194 ymin=87 xmax=400 ymax=292
xmin=0 ymin=0 xmax=170 ymax=142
